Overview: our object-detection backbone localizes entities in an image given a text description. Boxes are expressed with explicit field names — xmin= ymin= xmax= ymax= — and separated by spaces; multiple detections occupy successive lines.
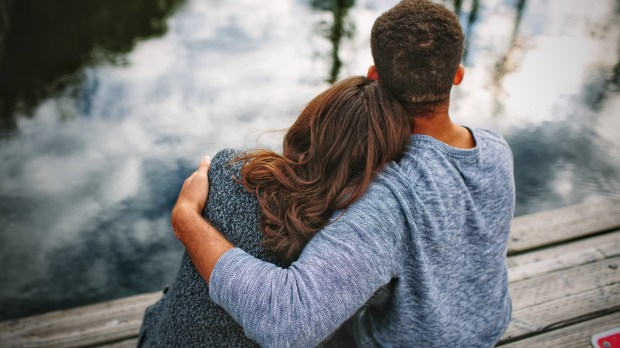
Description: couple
xmin=140 ymin=0 xmax=515 ymax=346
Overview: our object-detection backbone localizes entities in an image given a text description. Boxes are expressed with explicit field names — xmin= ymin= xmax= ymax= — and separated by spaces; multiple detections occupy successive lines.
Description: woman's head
xmin=238 ymin=76 xmax=412 ymax=265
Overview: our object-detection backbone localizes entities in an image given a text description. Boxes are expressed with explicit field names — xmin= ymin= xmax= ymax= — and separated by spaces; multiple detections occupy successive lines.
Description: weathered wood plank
xmin=501 ymin=283 xmax=620 ymax=341
xmin=500 ymin=256 xmax=620 ymax=342
xmin=509 ymin=257 xmax=620 ymax=309
xmin=508 ymin=198 xmax=620 ymax=254
xmin=498 ymin=311 xmax=620 ymax=347
xmin=508 ymin=229 xmax=620 ymax=282
xmin=0 ymin=292 xmax=160 ymax=348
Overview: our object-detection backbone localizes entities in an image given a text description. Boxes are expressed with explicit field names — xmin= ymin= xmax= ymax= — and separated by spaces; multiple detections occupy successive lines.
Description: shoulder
xmin=476 ymin=129 xmax=514 ymax=169
xmin=331 ymin=171 xmax=408 ymax=232
xmin=204 ymin=149 xmax=269 ymax=258
xmin=210 ymin=148 xmax=244 ymax=175
xmin=205 ymin=148 xmax=252 ymax=211
xmin=207 ymin=149 xmax=245 ymax=189
xmin=312 ymin=174 xmax=409 ymax=275
xmin=472 ymin=128 xmax=512 ymax=153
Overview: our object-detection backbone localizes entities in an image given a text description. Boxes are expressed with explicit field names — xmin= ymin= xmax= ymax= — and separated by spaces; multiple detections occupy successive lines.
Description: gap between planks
xmin=508 ymin=197 xmax=620 ymax=254
xmin=498 ymin=310 xmax=620 ymax=348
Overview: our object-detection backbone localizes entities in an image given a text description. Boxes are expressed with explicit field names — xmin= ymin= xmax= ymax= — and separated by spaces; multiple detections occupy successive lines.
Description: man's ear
xmin=367 ymin=65 xmax=379 ymax=80
xmin=453 ymin=64 xmax=465 ymax=85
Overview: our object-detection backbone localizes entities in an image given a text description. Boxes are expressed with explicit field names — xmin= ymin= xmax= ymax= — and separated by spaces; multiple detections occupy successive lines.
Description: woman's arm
xmin=173 ymin=159 xmax=406 ymax=347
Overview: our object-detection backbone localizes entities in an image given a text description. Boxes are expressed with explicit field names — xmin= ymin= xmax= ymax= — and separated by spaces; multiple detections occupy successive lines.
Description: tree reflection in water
xmin=310 ymin=0 xmax=355 ymax=84
xmin=0 ymin=0 xmax=184 ymax=133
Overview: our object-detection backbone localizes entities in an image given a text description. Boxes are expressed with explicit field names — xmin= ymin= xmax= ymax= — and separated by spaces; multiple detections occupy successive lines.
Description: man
xmin=172 ymin=0 xmax=515 ymax=346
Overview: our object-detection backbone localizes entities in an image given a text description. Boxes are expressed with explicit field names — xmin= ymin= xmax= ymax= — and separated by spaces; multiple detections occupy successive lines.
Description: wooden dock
xmin=1 ymin=198 xmax=619 ymax=347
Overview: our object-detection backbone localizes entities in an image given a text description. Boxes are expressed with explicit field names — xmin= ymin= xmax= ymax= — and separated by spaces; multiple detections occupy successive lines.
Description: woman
xmin=138 ymin=76 xmax=412 ymax=347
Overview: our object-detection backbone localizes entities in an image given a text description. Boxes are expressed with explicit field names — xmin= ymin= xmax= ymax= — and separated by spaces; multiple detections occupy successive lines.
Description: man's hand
xmin=171 ymin=155 xmax=233 ymax=283
xmin=175 ymin=155 xmax=212 ymax=214
xmin=172 ymin=156 xmax=211 ymax=241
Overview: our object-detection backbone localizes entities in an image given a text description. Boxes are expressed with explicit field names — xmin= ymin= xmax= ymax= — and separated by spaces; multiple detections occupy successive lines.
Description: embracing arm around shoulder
xmin=171 ymin=156 xmax=233 ymax=282
xmin=173 ymin=158 xmax=406 ymax=347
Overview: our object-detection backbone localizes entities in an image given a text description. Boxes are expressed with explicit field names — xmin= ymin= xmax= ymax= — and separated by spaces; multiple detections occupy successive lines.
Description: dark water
xmin=0 ymin=0 xmax=618 ymax=320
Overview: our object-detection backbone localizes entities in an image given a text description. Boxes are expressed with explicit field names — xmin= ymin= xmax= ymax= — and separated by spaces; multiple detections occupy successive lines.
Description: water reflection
xmin=442 ymin=0 xmax=481 ymax=64
xmin=0 ymin=0 xmax=334 ymax=321
xmin=491 ymin=0 xmax=527 ymax=116
xmin=508 ymin=120 xmax=620 ymax=216
xmin=310 ymin=0 xmax=356 ymax=83
xmin=0 ymin=0 xmax=184 ymax=133
xmin=590 ymin=1 xmax=620 ymax=110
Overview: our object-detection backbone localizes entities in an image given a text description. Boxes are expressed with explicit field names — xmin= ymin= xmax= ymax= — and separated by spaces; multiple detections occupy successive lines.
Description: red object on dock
xmin=593 ymin=328 xmax=620 ymax=348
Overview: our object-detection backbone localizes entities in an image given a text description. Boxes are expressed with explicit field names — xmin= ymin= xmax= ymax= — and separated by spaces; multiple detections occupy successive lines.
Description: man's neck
xmin=412 ymin=110 xmax=476 ymax=149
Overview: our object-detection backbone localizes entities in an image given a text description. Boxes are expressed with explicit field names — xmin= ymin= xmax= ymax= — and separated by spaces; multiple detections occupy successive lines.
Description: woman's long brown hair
xmin=236 ymin=76 xmax=412 ymax=266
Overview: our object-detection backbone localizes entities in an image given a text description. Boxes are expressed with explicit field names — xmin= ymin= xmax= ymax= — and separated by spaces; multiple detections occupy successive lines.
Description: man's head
xmin=370 ymin=0 xmax=464 ymax=116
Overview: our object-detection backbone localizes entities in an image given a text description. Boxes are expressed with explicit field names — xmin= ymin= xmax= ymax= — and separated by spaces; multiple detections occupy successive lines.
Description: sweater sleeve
xmin=209 ymin=178 xmax=407 ymax=347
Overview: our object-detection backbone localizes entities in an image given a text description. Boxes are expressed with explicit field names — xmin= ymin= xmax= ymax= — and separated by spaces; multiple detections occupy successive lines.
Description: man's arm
xmin=173 ymin=158 xmax=406 ymax=346
xmin=171 ymin=156 xmax=232 ymax=282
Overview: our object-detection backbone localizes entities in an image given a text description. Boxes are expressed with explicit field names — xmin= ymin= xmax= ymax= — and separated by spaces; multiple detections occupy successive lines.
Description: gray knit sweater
xmin=209 ymin=128 xmax=515 ymax=347
xmin=139 ymin=149 xmax=275 ymax=347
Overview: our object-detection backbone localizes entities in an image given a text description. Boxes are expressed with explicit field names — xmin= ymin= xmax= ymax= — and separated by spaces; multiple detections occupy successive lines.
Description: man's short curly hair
xmin=371 ymin=0 xmax=464 ymax=114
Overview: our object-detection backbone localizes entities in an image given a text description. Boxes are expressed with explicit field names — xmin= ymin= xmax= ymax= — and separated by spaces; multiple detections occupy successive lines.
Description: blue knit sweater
xmin=209 ymin=128 xmax=515 ymax=347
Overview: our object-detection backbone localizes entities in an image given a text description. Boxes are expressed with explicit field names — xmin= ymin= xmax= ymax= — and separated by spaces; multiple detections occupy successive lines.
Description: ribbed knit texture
xmin=209 ymin=128 xmax=516 ymax=347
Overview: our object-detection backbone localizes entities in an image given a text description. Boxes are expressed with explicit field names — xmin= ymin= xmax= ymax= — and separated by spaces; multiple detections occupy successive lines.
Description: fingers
xmin=197 ymin=155 xmax=211 ymax=175
xmin=175 ymin=156 xmax=211 ymax=215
